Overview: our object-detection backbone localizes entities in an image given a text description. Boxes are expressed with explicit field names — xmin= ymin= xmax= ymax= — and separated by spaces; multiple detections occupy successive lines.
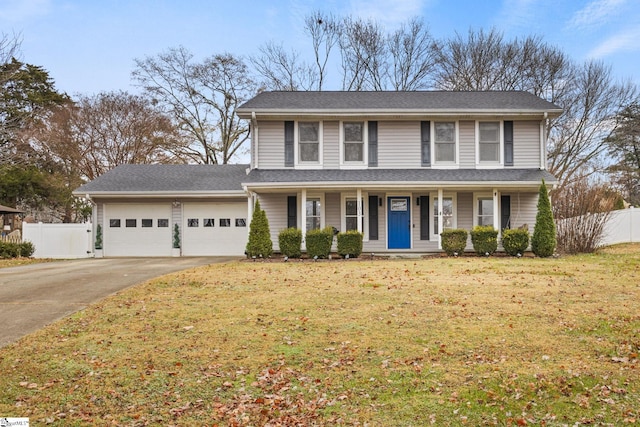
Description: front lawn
xmin=1 ymin=245 xmax=639 ymax=425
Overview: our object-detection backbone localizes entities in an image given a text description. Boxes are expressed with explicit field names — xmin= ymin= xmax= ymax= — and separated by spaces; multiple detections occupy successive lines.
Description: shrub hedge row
xmin=0 ymin=241 xmax=35 ymax=258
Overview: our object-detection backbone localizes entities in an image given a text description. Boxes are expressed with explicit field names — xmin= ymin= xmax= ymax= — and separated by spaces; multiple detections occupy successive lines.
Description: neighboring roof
xmin=243 ymin=168 xmax=557 ymax=188
xmin=0 ymin=204 xmax=23 ymax=214
xmin=74 ymin=164 xmax=250 ymax=196
xmin=237 ymin=91 xmax=563 ymax=118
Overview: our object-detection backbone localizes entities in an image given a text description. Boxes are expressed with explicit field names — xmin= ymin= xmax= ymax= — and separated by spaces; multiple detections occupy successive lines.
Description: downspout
xmin=251 ymin=112 xmax=259 ymax=169
xmin=540 ymin=112 xmax=548 ymax=170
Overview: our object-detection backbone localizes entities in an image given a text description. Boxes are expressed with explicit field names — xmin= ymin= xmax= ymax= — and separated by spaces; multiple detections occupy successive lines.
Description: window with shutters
xmin=433 ymin=122 xmax=456 ymax=164
xmin=477 ymin=121 xmax=502 ymax=165
xmin=341 ymin=121 xmax=367 ymax=166
xmin=298 ymin=122 xmax=320 ymax=163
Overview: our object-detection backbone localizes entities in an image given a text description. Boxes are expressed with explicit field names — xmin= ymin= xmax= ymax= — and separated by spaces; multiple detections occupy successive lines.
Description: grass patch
xmin=0 ymin=258 xmax=55 ymax=268
xmin=1 ymin=246 xmax=640 ymax=425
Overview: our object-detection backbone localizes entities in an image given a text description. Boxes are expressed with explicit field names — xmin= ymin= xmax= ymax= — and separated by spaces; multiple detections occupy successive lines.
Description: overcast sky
xmin=1 ymin=0 xmax=639 ymax=96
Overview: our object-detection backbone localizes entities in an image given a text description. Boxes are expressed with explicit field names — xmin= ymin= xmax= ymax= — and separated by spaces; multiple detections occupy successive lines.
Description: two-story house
xmin=75 ymin=91 xmax=561 ymax=257
xmin=236 ymin=91 xmax=561 ymax=253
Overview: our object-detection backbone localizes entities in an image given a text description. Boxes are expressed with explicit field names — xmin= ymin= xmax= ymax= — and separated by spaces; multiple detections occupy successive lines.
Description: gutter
xmin=241 ymin=180 xmax=557 ymax=191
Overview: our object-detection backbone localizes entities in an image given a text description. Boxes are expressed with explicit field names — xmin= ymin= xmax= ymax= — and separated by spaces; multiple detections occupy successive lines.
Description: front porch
xmin=252 ymin=187 xmax=538 ymax=254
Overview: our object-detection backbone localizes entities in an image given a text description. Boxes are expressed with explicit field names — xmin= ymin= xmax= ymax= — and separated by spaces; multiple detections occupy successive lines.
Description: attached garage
xmin=181 ymin=202 xmax=248 ymax=256
xmin=103 ymin=203 xmax=173 ymax=257
xmin=75 ymin=164 xmax=252 ymax=258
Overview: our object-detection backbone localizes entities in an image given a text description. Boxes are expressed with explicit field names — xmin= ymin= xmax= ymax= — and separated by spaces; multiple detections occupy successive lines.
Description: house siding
xmin=504 ymin=192 xmax=538 ymax=229
xmin=459 ymin=121 xmax=475 ymax=168
xmin=513 ymin=121 xmax=541 ymax=168
xmin=257 ymin=121 xmax=285 ymax=169
xmin=325 ymin=192 xmax=340 ymax=229
xmin=323 ymin=121 xmax=340 ymax=169
xmin=257 ymin=193 xmax=288 ymax=251
xmin=377 ymin=121 xmax=421 ymax=168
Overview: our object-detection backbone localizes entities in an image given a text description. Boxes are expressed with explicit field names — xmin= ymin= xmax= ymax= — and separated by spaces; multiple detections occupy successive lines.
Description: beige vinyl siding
xmin=325 ymin=193 xmax=340 ymax=229
xmin=505 ymin=192 xmax=538 ymax=229
xmin=257 ymin=121 xmax=285 ymax=168
xmin=377 ymin=121 xmax=421 ymax=168
xmin=513 ymin=121 xmax=541 ymax=168
xmin=456 ymin=192 xmax=473 ymax=250
xmin=364 ymin=193 xmax=387 ymax=252
xmin=323 ymin=121 xmax=339 ymax=169
xmin=257 ymin=193 xmax=288 ymax=252
xmin=458 ymin=120 xmax=475 ymax=168
xmin=412 ymin=193 xmax=431 ymax=251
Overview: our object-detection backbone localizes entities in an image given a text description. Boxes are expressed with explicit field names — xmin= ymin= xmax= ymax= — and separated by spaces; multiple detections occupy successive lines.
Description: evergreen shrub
xmin=531 ymin=180 xmax=556 ymax=257
xmin=337 ymin=230 xmax=363 ymax=258
xmin=501 ymin=228 xmax=530 ymax=256
xmin=246 ymin=200 xmax=273 ymax=258
xmin=471 ymin=225 xmax=498 ymax=255
xmin=305 ymin=227 xmax=333 ymax=259
xmin=278 ymin=227 xmax=302 ymax=258
xmin=441 ymin=229 xmax=468 ymax=256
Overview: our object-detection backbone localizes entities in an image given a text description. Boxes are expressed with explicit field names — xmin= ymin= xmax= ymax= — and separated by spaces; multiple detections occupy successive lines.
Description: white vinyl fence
xmin=601 ymin=207 xmax=640 ymax=246
xmin=22 ymin=222 xmax=93 ymax=259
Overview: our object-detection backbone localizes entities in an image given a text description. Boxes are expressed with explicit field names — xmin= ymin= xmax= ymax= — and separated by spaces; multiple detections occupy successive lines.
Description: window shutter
xmin=284 ymin=121 xmax=294 ymax=167
xmin=287 ymin=196 xmax=297 ymax=228
xmin=420 ymin=196 xmax=430 ymax=240
xmin=501 ymin=195 xmax=511 ymax=230
xmin=421 ymin=121 xmax=431 ymax=166
xmin=368 ymin=121 xmax=378 ymax=167
xmin=504 ymin=121 xmax=513 ymax=166
xmin=368 ymin=195 xmax=378 ymax=240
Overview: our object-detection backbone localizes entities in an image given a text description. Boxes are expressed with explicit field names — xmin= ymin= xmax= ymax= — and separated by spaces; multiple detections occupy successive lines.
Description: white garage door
xmin=182 ymin=202 xmax=247 ymax=256
xmin=104 ymin=203 xmax=172 ymax=257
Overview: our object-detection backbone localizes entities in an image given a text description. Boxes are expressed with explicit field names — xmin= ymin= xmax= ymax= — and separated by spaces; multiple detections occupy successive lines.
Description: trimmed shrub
xmin=471 ymin=225 xmax=498 ymax=256
xmin=173 ymin=224 xmax=181 ymax=248
xmin=95 ymin=224 xmax=103 ymax=249
xmin=305 ymin=227 xmax=333 ymax=259
xmin=246 ymin=200 xmax=273 ymax=258
xmin=441 ymin=229 xmax=468 ymax=256
xmin=501 ymin=228 xmax=530 ymax=256
xmin=531 ymin=179 xmax=556 ymax=257
xmin=19 ymin=241 xmax=35 ymax=257
xmin=278 ymin=227 xmax=302 ymax=258
xmin=337 ymin=230 xmax=363 ymax=258
xmin=0 ymin=241 xmax=34 ymax=258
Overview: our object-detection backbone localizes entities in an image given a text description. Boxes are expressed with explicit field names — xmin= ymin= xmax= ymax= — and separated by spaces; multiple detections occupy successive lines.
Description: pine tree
xmin=245 ymin=200 xmax=273 ymax=258
xmin=531 ymin=179 xmax=556 ymax=257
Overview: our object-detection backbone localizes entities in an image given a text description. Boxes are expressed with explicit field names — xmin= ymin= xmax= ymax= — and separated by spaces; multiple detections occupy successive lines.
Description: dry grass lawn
xmin=1 ymin=245 xmax=639 ymax=425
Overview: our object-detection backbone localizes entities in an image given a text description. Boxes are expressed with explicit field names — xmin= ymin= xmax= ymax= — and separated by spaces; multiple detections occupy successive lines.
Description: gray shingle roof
xmin=237 ymin=91 xmax=562 ymax=116
xmin=244 ymin=168 xmax=557 ymax=186
xmin=74 ymin=164 xmax=250 ymax=194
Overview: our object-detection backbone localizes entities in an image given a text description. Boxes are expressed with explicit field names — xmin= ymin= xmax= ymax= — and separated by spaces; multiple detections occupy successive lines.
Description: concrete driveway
xmin=0 ymin=257 xmax=235 ymax=348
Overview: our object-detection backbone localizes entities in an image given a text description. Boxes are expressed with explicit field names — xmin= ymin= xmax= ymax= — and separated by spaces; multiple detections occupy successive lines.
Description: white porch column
xmin=301 ymin=189 xmax=307 ymax=249
xmin=493 ymin=188 xmax=500 ymax=231
xmin=437 ymin=188 xmax=443 ymax=250
xmin=356 ymin=188 xmax=363 ymax=233
xmin=246 ymin=191 xmax=254 ymax=232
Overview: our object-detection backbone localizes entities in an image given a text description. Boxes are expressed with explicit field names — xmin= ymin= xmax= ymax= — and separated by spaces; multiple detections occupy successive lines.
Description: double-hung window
xmin=434 ymin=122 xmax=456 ymax=163
xmin=298 ymin=122 xmax=319 ymax=163
xmin=433 ymin=196 xmax=454 ymax=236
xmin=343 ymin=122 xmax=364 ymax=163
xmin=478 ymin=122 xmax=500 ymax=163
xmin=476 ymin=197 xmax=494 ymax=226
xmin=306 ymin=198 xmax=322 ymax=230
xmin=345 ymin=199 xmax=359 ymax=231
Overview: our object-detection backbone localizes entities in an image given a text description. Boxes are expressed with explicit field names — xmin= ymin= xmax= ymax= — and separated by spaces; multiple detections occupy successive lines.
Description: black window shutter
xmin=368 ymin=195 xmax=378 ymax=240
xmin=420 ymin=196 xmax=430 ymax=240
xmin=501 ymin=195 xmax=511 ymax=230
xmin=287 ymin=195 xmax=297 ymax=228
xmin=504 ymin=121 xmax=513 ymax=166
xmin=368 ymin=121 xmax=378 ymax=167
xmin=421 ymin=121 xmax=431 ymax=167
xmin=284 ymin=121 xmax=294 ymax=167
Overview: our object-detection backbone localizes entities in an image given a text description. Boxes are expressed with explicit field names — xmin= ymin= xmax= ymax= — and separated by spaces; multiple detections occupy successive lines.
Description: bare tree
xmin=606 ymin=102 xmax=640 ymax=206
xmin=30 ymin=91 xmax=183 ymax=181
xmin=388 ymin=18 xmax=436 ymax=90
xmin=304 ymin=11 xmax=340 ymax=91
xmin=132 ymin=47 xmax=256 ymax=164
xmin=339 ymin=17 xmax=388 ymax=91
xmin=251 ymin=42 xmax=316 ymax=91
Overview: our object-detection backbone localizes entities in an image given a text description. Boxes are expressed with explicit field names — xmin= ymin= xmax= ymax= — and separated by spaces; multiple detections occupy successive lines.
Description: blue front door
xmin=388 ymin=197 xmax=411 ymax=249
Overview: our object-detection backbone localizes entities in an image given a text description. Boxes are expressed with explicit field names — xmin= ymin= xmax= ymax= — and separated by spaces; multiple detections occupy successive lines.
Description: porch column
xmin=246 ymin=191 xmax=254 ymax=233
xmin=301 ymin=189 xmax=307 ymax=250
xmin=492 ymin=188 xmax=500 ymax=232
xmin=437 ymin=188 xmax=443 ymax=250
xmin=356 ymin=188 xmax=363 ymax=233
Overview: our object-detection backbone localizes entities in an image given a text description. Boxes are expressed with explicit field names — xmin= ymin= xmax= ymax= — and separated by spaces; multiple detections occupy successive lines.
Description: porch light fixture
xmin=416 ymin=198 xmax=420 ymax=206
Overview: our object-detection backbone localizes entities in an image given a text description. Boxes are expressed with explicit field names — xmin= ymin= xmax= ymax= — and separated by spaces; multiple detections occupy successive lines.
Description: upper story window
xmin=343 ymin=122 xmax=365 ymax=163
xmin=434 ymin=122 xmax=456 ymax=163
xmin=478 ymin=122 xmax=501 ymax=163
xmin=298 ymin=122 xmax=320 ymax=163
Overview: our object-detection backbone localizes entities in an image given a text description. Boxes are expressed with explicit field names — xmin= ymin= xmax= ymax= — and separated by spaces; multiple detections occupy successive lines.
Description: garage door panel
xmin=182 ymin=203 xmax=247 ymax=256
xmin=104 ymin=204 xmax=172 ymax=257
